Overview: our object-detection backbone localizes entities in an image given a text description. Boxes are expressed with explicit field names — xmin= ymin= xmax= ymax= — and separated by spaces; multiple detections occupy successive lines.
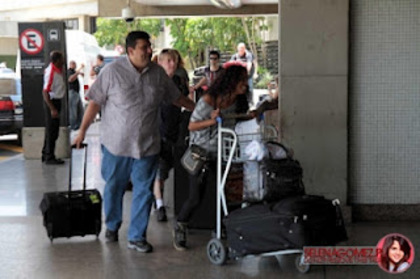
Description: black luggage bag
xmin=263 ymin=158 xmax=305 ymax=201
xmin=224 ymin=203 xmax=305 ymax=257
xmin=262 ymin=142 xmax=305 ymax=202
xmin=223 ymin=195 xmax=347 ymax=257
xmin=39 ymin=144 xmax=102 ymax=241
xmin=272 ymin=195 xmax=348 ymax=246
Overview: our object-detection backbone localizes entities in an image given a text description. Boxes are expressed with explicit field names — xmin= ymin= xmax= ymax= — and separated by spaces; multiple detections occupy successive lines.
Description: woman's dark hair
xmin=125 ymin=31 xmax=150 ymax=53
xmin=380 ymin=235 xmax=411 ymax=272
xmin=207 ymin=65 xmax=249 ymax=113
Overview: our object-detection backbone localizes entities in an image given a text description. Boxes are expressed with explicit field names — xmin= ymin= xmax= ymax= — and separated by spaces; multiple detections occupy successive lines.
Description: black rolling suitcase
xmin=39 ymin=144 xmax=102 ymax=242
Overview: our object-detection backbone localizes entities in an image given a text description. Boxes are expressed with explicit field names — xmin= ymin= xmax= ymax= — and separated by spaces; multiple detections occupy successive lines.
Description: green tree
xmin=165 ymin=17 xmax=267 ymax=69
xmin=94 ymin=18 xmax=162 ymax=50
xmin=94 ymin=17 xmax=268 ymax=70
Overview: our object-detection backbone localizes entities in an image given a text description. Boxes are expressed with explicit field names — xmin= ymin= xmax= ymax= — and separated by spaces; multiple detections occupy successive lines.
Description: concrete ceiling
xmin=133 ymin=0 xmax=277 ymax=5
xmin=0 ymin=0 xmax=278 ymax=22
xmin=100 ymin=0 xmax=278 ymax=17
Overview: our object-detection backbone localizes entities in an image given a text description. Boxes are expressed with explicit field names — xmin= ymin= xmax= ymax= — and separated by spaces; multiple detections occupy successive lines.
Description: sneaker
xmin=172 ymin=222 xmax=187 ymax=251
xmin=157 ymin=207 xmax=167 ymax=222
xmin=105 ymin=229 xmax=118 ymax=242
xmin=127 ymin=240 xmax=153 ymax=253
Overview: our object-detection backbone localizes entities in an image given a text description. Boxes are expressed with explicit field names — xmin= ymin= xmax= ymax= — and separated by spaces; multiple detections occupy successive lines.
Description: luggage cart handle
xmin=69 ymin=143 xmax=88 ymax=194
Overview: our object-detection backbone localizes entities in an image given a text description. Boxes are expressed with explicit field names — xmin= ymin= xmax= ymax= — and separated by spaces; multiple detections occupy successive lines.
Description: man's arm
xmin=246 ymin=53 xmax=253 ymax=75
xmin=42 ymin=91 xmax=59 ymax=118
xmin=72 ymin=101 xmax=101 ymax=148
xmin=68 ymin=65 xmax=84 ymax=82
xmin=90 ymin=66 xmax=97 ymax=78
xmin=173 ymin=94 xmax=195 ymax=111
xmin=190 ymin=76 xmax=207 ymax=94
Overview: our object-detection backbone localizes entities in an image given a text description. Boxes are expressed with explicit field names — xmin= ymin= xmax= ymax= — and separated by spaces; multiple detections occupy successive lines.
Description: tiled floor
xmin=0 ymin=123 xmax=418 ymax=278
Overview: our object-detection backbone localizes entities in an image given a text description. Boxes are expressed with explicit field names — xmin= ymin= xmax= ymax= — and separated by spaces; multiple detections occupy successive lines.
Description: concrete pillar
xmin=78 ymin=15 xmax=90 ymax=33
xmin=278 ymin=0 xmax=349 ymax=207
xmin=22 ymin=127 xmax=70 ymax=160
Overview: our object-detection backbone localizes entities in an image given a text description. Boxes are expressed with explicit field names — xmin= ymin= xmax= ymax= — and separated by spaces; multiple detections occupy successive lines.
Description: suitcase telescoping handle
xmin=69 ymin=143 xmax=88 ymax=194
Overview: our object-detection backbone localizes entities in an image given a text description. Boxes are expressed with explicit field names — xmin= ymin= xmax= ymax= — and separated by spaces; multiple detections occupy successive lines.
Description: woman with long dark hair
xmin=380 ymin=234 xmax=411 ymax=273
xmin=172 ymin=64 xmax=251 ymax=251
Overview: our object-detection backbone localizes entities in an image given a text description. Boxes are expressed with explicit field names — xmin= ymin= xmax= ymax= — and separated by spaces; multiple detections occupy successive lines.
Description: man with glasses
xmin=191 ymin=50 xmax=224 ymax=98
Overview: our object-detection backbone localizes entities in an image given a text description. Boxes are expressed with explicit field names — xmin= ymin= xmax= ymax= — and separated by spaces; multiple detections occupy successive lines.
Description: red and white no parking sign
xmin=19 ymin=28 xmax=45 ymax=55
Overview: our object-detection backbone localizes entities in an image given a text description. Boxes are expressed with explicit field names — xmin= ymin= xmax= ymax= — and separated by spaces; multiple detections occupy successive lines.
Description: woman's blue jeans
xmin=101 ymin=145 xmax=158 ymax=242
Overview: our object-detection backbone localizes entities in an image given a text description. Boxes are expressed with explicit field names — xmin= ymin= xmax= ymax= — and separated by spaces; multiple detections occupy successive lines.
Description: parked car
xmin=0 ymin=67 xmax=23 ymax=144
xmin=0 ymin=96 xmax=16 ymax=136
xmin=192 ymin=65 xmax=206 ymax=85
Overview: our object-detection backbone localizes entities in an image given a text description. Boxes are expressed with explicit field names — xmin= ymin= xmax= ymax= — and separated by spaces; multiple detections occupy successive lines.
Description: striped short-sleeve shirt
xmin=86 ymin=56 xmax=181 ymax=159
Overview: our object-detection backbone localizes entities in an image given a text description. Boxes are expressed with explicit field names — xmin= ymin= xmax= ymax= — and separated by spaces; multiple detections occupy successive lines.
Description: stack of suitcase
xmin=224 ymin=142 xmax=348 ymax=257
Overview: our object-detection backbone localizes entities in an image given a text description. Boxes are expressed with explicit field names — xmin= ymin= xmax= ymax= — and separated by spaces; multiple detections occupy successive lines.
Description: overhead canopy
xmin=100 ymin=0 xmax=278 ymax=18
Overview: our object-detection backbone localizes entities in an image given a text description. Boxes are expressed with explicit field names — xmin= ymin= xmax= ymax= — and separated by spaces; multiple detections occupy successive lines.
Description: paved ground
xmin=0 ymin=122 xmax=418 ymax=279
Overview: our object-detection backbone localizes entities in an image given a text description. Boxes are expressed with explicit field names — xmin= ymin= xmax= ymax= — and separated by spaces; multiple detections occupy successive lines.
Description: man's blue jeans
xmin=68 ymin=89 xmax=84 ymax=130
xmin=101 ymin=145 xmax=158 ymax=242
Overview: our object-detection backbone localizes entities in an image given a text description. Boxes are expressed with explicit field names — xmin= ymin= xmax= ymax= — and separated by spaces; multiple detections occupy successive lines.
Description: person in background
xmin=41 ymin=50 xmax=66 ymax=165
xmin=173 ymin=49 xmax=191 ymax=100
xmin=73 ymin=31 xmax=195 ymax=253
xmin=173 ymin=64 xmax=252 ymax=251
xmin=67 ymin=60 xmax=84 ymax=130
xmin=191 ymin=50 xmax=224 ymax=99
xmin=90 ymin=54 xmax=105 ymax=79
xmin=153 ymin=49 xmax=190 ymax=222
xmin=252 ymin=75 xmax=279 ymax=115
xmin=230 ymin=43 xmax=256 ymax=105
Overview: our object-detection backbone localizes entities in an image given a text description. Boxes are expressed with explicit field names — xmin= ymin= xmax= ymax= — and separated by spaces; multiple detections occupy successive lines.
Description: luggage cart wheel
xmin=206 ymin=238 xmax=227 ymax=265
xmin=295 ymin=254 xmax=310 ymax=274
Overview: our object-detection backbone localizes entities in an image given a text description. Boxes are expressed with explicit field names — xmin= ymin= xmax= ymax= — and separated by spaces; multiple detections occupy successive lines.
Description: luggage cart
xmin=206 ymin=116 xmax=310 ymax=274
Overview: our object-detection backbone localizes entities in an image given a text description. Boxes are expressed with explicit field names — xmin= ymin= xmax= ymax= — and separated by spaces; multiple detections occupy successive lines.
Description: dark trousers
xmin=177 ymin=162 xmax=215 ymax=223
xmin=42 ymin=99 xmax=61 ymax=161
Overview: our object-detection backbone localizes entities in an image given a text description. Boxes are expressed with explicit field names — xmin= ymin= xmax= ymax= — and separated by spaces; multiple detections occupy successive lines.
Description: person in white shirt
xmin=42 ymin=50 xmax=66 ymax=165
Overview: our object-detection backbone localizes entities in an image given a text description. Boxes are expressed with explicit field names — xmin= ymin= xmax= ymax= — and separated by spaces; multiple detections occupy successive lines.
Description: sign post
xmin=18 ymin=22 xmax=69 ymax=159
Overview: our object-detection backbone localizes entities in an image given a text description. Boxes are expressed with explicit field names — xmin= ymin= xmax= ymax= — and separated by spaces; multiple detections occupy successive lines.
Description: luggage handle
xmin=265 ymin=141 xmax=294 ymax=159
xmin=69 ymin=143 xmax=88 ymax=194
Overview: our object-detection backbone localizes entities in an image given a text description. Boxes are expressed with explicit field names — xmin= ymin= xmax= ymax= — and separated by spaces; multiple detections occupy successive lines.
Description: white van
xmin=65 ymin=30 xmax=102 ymax=105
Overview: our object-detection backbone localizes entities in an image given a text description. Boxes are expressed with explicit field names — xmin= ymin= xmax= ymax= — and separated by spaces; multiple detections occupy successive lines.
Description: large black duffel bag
xmin=224 ymin=203 xmax=306 ymax=257
xmin=224 ymin=195 xmax=347 ymax=257
xmin=273 ymin=195 xmax=348 ymax=246
xmin=39 ymin=144 xmax=102 ymax=241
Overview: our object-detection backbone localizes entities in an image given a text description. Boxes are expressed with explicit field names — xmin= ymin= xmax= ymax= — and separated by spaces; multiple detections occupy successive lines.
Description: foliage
xmin=255 ymin=67 xmax=274 ymax=89
xmin=94 ymin=18 xmax=162 ymax=50
xmin=94 ymin=17 xmax=269 ymax=70
xmin=165 ymin=17 xmax=267 ymax=69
